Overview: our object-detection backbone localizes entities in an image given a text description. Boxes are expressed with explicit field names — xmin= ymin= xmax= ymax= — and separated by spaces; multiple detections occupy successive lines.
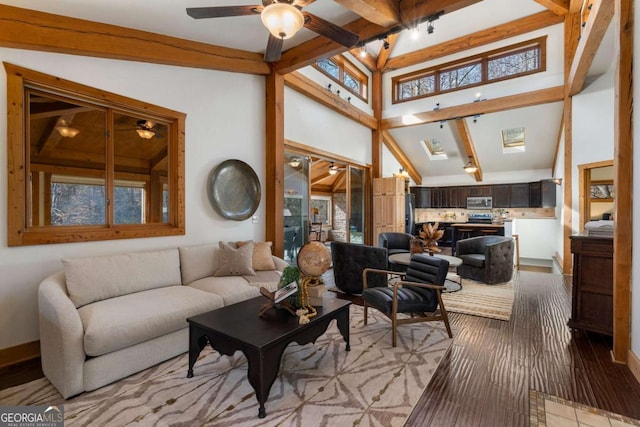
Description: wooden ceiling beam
xmin=348 ymin=47 xmax=378 ymax=72
xmin=455 ymin=119 xmax=482 ymax=181
xmin=381 ymin=86 xmax=564 ymax=129
xmin=335 ymin=0 xmax=400 ymax=27
xmin=273 ymin=0 xmax=482 ymax=74
xmin=0 ymin=4 xmax=270 ymax=75
xmin=376 ymin=32 xmax=398 ymax=70
xmin=380 ymin=130 xmax=422 ymax=185
xmin=569 ymin=0 xmax=584 ymax=13
xmin=568 ymin=0 xmax=614 ymax=95
xmin=284 ymin=72 xmax=378 ymax=129
xmin=383 ymin=10 xmax=564 ymax=72
xmin=534 ymin=0 xmax=570 ymax=15
xmin=332 ymin=171 xmax=348 ymax=192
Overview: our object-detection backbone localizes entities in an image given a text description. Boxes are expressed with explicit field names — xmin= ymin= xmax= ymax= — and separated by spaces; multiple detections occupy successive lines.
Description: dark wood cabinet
xmin=510 ymin=183 xmax=530 ymax=207
xmin=411 ymin=187 xmax=432 ymax=208
xmin=467 ymin=186 xmax=491 ymax=197
xmin=492 ymin=185 xmax=511 ymax=208
xmin=529 ymin=180 xmax=556 ymax=208
xmin=568 ymin=235 xmax=613 ymax=336
xmin=456 ymin=186 xmax=468 ymax=208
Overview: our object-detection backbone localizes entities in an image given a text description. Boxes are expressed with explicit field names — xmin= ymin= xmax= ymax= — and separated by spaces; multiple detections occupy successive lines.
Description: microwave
xmin=467 ymin=196 xmax=492 ymax=210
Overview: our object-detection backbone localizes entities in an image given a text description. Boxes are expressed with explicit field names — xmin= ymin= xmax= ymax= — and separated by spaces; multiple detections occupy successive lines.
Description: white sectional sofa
xmin=38 ymin=242 xmax=287 ymax=399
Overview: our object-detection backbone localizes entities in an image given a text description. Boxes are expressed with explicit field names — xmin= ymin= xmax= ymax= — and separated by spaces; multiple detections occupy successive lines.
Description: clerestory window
xmin=315 ymin=56 xmax=368 ymax=101
xmin=392 ymin=36 xmax=546 ymax=103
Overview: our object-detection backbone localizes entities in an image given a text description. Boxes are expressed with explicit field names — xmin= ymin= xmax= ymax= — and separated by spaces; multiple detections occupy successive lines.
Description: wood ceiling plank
xmin=381 ymin=86 xmax=564 ymax=129
xmin=534 ymin=0 xmax=570 ymax=15
xmin=0 ymin=4 xmax=270 ymax=75
xmin=384 ymin=11 xmax=564 ymax=72
xmin=331 ymin=171 xmax=347 ymax=192
xmin=274 ymin=0 xmax=482 ymax=73
xmin=335 ymin=0 xmax=400 ymax=27
xmin=284 ymin=72 xmax=378 ymax=129
xmin=568 ymin=0 xmax=615 ymax=95
xmin=380 ymin=130 xmax=422 ymax=185
xmin=455 ymin=119 xmax=482 ymax=181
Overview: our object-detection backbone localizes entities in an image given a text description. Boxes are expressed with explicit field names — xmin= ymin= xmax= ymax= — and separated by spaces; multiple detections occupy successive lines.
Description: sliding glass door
xmin=283 ymin=153 xmax=309 ymax=263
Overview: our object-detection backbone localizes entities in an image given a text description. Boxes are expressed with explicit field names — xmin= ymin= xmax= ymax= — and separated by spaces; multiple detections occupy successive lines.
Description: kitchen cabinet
xmin=373 ymin=178 xmax=405 ymax=240
xmin=568 ymin=235 xmax=613 ymax=336
xmin=530 ymin=180 xmax=557 ymax=208
xmin=492 ymin=185 xmax=511 ymax=208
xmin=456 ymin=187 xmax=468 ymax=208
xmin=468 ymin=186 xmax=492 ymax=197
xmin=411 ymin=187 xmax=432 ymax=208
xmin=510 ymin=183 xmax=530 ymax=207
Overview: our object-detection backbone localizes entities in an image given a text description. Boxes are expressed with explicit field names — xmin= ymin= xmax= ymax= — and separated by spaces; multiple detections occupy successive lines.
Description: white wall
xmin=632 ymin=1 xmax=640 ymax=362
xmin=0 ymin=49 xmax=266 ymax=349
xmin=571 ymin=70 xmax=615 ymax=233
xmin=284 ymin=88 xmax=371 ymax=164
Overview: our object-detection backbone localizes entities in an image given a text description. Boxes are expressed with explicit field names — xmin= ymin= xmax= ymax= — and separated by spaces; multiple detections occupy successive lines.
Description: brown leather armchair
xmin=456 ymin=236 xmax=514 ymax=284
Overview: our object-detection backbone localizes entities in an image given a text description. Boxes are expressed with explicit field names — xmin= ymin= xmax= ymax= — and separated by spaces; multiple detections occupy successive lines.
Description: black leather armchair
xmin=362 ymin=254 xmax=453 ymax=347
xmin=330 ymin=241 xmax=388 ymax=294
xmin=377 ymin=232 xmax=413 ymax=255
xmin=456 ymin=236 xmax=514 ymax=284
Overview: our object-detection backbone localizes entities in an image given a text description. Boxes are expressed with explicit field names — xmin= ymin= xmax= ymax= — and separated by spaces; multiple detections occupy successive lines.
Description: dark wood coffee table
xmin=186 ymin=296 xmax=351 ymax=418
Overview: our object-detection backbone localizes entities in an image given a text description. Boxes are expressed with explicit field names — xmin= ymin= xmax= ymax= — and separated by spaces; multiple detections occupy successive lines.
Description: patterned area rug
xmin=441 ymin=273 xmax=515 ymax=321
xmin=0 ymin=304 xmax=452 ymax=427
xmin=529 ymin=390 xmax=640 ymax=426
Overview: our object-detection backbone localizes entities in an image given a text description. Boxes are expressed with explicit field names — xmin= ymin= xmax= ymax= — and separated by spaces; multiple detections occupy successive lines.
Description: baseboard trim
xmin=628 ymin=349 xmax=640 ymax=385
xmin=553 ymin=251 xmax=564 ymax=273
xmin=0 ymin=341 xmax=40 ymax=369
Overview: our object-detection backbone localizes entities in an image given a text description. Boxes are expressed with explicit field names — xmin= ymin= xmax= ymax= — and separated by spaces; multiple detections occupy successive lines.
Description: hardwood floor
xmin=405 ymin=269 xmax=640 ymax=426
xmin=2 ymin=269 xmax=640 ymax=427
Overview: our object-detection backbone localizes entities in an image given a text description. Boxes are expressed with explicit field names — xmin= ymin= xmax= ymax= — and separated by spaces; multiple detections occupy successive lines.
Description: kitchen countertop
xmin=451 ymin=223 xmax=504 ymax=228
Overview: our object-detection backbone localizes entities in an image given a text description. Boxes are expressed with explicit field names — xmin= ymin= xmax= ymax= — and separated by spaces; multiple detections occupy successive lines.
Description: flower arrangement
xmin=419 ymin=222 xmax=445 ymax=254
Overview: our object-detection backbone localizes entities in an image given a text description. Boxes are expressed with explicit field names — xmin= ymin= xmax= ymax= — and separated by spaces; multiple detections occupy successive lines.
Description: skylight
xmin=501 ymin=127 xmax=526 ymax=153
xmin=421 ymin=139 xmax=448 ymax=160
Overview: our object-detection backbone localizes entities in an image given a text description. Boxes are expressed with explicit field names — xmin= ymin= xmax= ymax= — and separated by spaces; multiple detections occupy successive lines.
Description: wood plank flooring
xmin=405 ymin=269 xmax=640 ymax=426
xmin=2 ymin=268 xmax=640 ymax=427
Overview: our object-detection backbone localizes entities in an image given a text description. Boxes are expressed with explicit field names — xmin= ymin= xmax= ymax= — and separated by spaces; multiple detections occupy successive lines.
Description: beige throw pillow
xmin=237 ymin=240 xmax=276 ymax=271
xmin=214 ymin=241 xmax=255 ymax=276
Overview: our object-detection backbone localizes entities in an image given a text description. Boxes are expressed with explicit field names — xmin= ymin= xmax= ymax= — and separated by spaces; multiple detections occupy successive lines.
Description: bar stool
xmin=458 ymin=228 xmax=474 ymax=240
xmin=480 ymin=228 xmax=499 ymax=236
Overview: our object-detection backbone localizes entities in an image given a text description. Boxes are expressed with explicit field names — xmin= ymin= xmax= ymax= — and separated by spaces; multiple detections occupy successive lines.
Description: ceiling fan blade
xmin=264 ymin=34 xmax=283 ymax=62
xmin=186 ymin=6 xmax=260 ymax=19
xmin=302 ymin=12 xmax=359 ymax=48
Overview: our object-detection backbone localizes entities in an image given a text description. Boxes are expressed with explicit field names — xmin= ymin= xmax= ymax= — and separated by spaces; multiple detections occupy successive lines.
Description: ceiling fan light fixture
xmin=55 ymin=119 xmax=80 ymax=138
xmin=261 ymin=2 xmax=304 ymax=40
xmin=463 ymin=158 xmax=478 ymax=174
xmin=328 ymin=162 xmax=338 ymax=175
xmin=136 ymin=128 xmax=156 ymax=139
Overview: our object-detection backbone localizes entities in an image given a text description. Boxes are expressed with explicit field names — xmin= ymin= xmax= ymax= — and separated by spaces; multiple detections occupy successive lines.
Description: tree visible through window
xmin=392 ymin=37 xmax=546 ymax=103
xmin=315 ymin=56 xmax=368 ymax=101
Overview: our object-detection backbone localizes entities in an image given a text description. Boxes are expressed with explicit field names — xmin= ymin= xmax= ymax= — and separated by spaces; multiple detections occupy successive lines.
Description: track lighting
xmin=427 ymin=21 xmax=434 ymax=34
xmin=433 ymin=103 xmax=440 ymax=111
xmin=383 ymin=38 xmax=390 ymax=50
xmin=439 ymin=120 xmax=446 ymax=129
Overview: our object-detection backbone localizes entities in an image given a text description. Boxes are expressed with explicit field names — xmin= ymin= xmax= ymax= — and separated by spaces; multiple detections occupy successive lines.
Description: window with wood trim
xmin=5 ymin=63 xmax=185 ymax=246
xmin=392 ymin=36 xmax=546 ymax=103
xmin=314 ymin=56 xmax=368 ymax=101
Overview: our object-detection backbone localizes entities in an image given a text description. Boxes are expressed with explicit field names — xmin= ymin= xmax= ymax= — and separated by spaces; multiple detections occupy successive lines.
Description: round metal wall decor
xmin=208 ymin=159 xmax=261 ymax=221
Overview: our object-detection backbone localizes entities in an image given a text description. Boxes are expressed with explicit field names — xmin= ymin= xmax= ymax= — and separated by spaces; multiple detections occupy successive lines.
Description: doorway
xmin=283 ymin=146 xmax=370 ymax=264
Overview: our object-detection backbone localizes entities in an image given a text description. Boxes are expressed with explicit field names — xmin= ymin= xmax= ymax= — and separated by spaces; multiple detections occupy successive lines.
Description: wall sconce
xmin=55 ymin=119 xmax=80 ymax=138
xmin=463 ymin=157 xmax=478 ymax=174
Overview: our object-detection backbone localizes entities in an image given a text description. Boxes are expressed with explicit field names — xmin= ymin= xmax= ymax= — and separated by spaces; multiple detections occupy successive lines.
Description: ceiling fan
xmin=328 ymin=162 xmax=346 ymax=175
xmin=186 ymin=0 xmax=360 ymax=62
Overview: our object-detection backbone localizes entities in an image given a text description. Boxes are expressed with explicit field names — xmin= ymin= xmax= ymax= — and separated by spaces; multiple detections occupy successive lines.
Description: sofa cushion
xmin=243 ymin=270 xmax=282 ymax=292
xmin=215 ymin=242 xmax=255 ymax=276
xmin=63 ymin=249 xmax=182 ymax=308
xmin=178 ymin=243 xmax=220 ymax=285
xmin=459 ymin=253 xmax=485 ymax=268
xmin=237 ymin=241 xmax=276 ymax=271
xmin=78 ymin=286 xmax=223 ymax=356
xmin=188 ymin=276 xmax=261 ymax=306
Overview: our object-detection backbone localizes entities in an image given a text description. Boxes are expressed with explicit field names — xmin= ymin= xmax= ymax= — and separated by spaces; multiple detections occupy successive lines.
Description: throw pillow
xmin=214 ymin=241 xmax=255 ymax=277
xmin=237 ymin=240 xmax=276 ymax=271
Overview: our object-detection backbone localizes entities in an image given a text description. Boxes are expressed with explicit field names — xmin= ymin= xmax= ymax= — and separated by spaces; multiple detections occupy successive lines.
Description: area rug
xmin=441 ymin=273 xmax=515 ymax=321
xmin=0 ymin=304 xmax=453 ymax=427
xmin=529 ymin=390 xmax=640 ymax=426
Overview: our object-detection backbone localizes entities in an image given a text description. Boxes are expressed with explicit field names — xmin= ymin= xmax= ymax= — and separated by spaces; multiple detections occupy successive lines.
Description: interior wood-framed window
xmin=392 ymin=36 xmax=547 ymax=103
xmin=314 ymin=55 xmax=369 ymax=101
xmin=5 ymin=63 xmax=185 ymax=246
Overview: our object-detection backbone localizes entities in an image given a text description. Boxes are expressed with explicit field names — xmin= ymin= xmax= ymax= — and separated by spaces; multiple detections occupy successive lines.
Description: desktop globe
xmin=296 ymin=241 xmax=331 ymax=277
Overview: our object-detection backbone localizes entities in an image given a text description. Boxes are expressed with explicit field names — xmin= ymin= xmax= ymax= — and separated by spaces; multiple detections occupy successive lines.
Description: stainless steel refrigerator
xmin=405 ymin=193 xmax=415 ymax=235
